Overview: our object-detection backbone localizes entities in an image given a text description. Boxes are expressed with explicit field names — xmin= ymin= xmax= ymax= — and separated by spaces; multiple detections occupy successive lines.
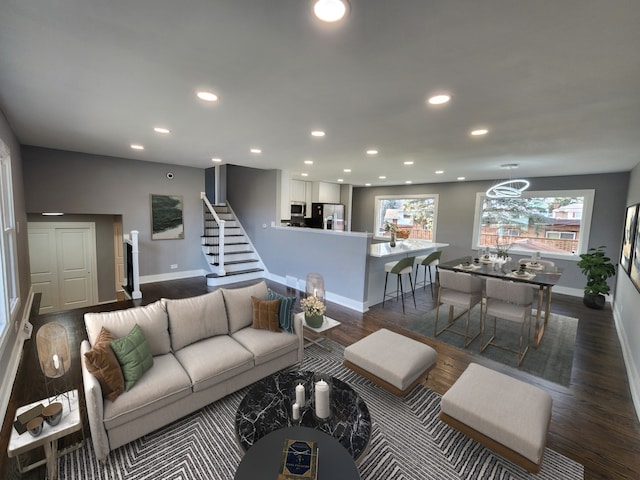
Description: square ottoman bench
xmin=440 ymin=363 xmax=552 ymax=473
xmin=343 ymin=328 xmax=437 ymax=396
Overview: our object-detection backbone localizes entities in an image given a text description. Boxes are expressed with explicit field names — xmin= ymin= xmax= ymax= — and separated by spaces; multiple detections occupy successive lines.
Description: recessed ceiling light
xmin=471 ymin=128 xmax=489 ymax=136
xmin=301 ymin=173 xmax=309 ymax=177
xmin=379 ymin=175 xmax=386 ymax=180
xmin=404 ymin=161 xmax=414 ymax=165
xmin=344 ymin=168 xmax=351 ymax=173
xmin=42 ymin=212 xmax=64 ymax=216
xmin=197 ymin=91 xmax=218 ymax=102
xmin=304 ymin=160 xmax=314 ymax=165
xmin=337 ymin=178 xmax=344 ymax=182
xmin=427 ymin=94 xmax=451 ymax=105
xmin=211 ymin=158 xmax=222 ymax=163
xmin=313 ymin=0 xmax=348 ymax=22
xmin=311 ymin=130 xmax=326 ymax=137
xmin=405 ymin=180 xmax=412 ymax=184
xmin=457 ymin=176 xmax=466 ymax=181
xmin=435 ymin=170 xmax=444 ymax=174
xmin=153 ymin=127 xmax=170 ymax=134
xmin=250 ymin=148 xmax=262 ymax=154
xmin=366 ymin=149 xmax=378 ymax=155
xmin=130 ymin=144 xmax=144 ymax=150
xmin=365 ymin=183 xmax=371 ymax=187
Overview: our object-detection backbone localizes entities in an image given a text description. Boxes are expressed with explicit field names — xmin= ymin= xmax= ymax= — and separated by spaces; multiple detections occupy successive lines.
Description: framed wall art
xmin=629 ymin=206 xmax=640 ymax=292
xmin=151 ymin=194 xmax=184 ymax=240
xmin=620 ymin=204 xmax=638 ymax=274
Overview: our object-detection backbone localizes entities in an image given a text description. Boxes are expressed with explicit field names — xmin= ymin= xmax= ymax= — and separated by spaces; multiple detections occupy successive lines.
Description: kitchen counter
xmin=274 ymin=225 xmax=370 ymax=237
xmin=369 ymin=239 xmax=449 ymax=257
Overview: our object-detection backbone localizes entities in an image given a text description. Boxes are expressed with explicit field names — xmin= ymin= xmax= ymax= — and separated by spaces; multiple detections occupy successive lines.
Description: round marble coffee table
xmin=235 ymin=370 xmax=371 ymax=461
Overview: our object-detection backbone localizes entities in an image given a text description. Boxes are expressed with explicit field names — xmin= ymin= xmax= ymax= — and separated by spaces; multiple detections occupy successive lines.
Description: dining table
xmin=437 ymin=255 xmax=563 ymax=347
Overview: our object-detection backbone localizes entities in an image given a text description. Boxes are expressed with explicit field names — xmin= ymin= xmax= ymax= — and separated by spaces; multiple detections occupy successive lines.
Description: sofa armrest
xmin=81 ymin=340 xmax=110 ymax=463
xmin=292 ymin=313 xmax=304 ymax=365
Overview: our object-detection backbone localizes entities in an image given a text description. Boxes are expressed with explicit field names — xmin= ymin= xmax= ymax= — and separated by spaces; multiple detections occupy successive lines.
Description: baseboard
xmin=139 ymin=269 xmax=208 ymax=284
xmin=613 ymin=302 xmax=640 ymax=423
xmin=267 ymin=273 xmax=368 ymax=313
xmin=0 ymin=288 xmax=35 ymax=429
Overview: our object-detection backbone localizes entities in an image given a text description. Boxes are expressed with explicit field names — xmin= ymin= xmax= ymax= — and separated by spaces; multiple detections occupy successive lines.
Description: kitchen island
xmin=366 ymin=239 xmax=449 ymax=307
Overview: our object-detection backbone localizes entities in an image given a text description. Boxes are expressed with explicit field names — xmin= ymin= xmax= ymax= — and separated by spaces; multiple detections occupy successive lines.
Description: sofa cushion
xmin=267 ymin=289 xmax=296 ymax=333
xmin=251 ymin=296 xmax=281 ymax=332
xmin=166 ymin=289 xmax=228 ymax=351
xmin=174 ymin=335 xmax=254 ymax=393
xmin=103 ymin=353 xmax=192 ymax=430
xmin=110 ymin=324 xmax=154 ymax=391
xmin=84 ymin=327 xmax=125 ymax=401
xmin=222 ymin=281 xmax=268 ymax=333
xmin=85 ymin=300 xmax=171 ymax=356
xmin=232 ymin=327 xmax=299 ymax=366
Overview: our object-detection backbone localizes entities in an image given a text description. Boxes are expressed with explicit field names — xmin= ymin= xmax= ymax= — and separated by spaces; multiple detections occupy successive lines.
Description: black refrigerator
xmin=310 ymin=203 xmax=345 ymax=230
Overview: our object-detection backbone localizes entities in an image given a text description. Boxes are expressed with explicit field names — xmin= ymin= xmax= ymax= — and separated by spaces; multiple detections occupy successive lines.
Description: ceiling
xmin=1 ymin=0 xmax=639 ymax=187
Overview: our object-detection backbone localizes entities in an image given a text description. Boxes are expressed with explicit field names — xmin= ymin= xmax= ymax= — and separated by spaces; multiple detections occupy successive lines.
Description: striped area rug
xmin=59 ymin=341 xmax=583 ymax=479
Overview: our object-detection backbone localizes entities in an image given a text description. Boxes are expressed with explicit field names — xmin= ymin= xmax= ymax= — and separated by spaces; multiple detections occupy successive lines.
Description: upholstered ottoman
xmin=343 ymin=328 xmax=437 ymax=396
xmin=440 ymin=363 xmax=552 ymax=473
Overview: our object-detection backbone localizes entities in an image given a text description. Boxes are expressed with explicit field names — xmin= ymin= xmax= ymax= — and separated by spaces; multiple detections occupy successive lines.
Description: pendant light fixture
xmin=486 ymin=164 xmax=530 ymax=199
xmin=313 ymin=0 xmax=349 ymax=23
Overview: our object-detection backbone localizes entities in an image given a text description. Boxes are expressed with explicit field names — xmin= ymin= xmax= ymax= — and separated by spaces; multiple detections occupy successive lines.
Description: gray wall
xmin=26 ymin=213 xmax=119 ymax=303
xmin=352 ymin=172 xmax=629 ymax=293
xmin=22 ymin=147 xmax=209 ymax=279
xmin=614 ymin=163 xmax=640 ymax=421
xmin=0 ymin=109 xmax=31 ymax=413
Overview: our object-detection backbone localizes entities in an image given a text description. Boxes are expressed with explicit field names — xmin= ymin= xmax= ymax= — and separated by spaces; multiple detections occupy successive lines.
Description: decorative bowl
xmin=27 ymin=417 xmax=43 ymax=437
xmin=42 ymin=402 xmax=63 ymax=426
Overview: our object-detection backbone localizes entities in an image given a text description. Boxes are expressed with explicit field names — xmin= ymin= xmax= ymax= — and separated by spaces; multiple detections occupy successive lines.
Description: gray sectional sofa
xmin=80 ymin=281 xmax=303 ymax=463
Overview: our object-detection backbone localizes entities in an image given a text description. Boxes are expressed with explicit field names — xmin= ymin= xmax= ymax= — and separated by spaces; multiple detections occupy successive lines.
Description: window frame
xmin=372 ymin=193 xmax=439 ymax=241
xmin=471 ymin=189 xmax=595 ymax=260
xmin=0 ymin=139 xmax=20 ymax=348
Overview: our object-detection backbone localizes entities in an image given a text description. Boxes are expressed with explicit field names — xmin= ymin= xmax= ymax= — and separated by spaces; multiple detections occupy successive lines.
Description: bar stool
xmin=414 ymin=251 xmax=442 ymax=296
xmin=383 ymin=256 xmax=416 ymax=313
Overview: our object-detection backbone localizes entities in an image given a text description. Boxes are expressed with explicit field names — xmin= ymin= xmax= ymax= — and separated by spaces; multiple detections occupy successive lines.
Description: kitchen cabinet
xmin=313 ymin=181 xmax=341 ymax=204
xmin=291 ymin=179 xmax=307 ymax=202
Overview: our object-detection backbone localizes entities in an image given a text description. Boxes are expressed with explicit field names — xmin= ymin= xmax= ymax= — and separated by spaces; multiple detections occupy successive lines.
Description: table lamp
xmin=36 ymin=322 xmax=72 ymax=408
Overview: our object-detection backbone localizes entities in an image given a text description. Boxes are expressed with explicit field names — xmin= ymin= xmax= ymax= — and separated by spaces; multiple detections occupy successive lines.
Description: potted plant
xmin=576 ymin=246 xmax=616 ymax=309
xmin=384 ymin=221 xmax=398 ymax=247
xmin=301 ymin=295 xmax=326 ymax=328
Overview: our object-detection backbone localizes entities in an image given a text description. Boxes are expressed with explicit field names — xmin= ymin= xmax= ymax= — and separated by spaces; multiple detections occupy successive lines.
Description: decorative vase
xmin=390 ymin=233 xmax=396 ymax=247
xmin=305 ymin=313 xmax=324 ymax=328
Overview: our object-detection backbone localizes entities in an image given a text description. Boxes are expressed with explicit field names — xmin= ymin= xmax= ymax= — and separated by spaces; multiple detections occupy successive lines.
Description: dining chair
xmin=481 ymin=277 xmax=534 ymax=366
xmin=414 ymin=250 xmax=442 ymax=296
xmin=383 ymin=256 xmax=417 ymax=313
xmin=434 ymin=269 xmax=484 ymax=347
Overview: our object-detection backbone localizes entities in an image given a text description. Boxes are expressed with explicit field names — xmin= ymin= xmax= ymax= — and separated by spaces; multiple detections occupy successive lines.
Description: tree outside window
xmin=374 ymin=195 xmax=438 ymax=240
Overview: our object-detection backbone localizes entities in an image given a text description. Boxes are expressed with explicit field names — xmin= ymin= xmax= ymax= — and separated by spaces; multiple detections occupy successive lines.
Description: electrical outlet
xmin=170 ymin=264 xmax=178 ymax=269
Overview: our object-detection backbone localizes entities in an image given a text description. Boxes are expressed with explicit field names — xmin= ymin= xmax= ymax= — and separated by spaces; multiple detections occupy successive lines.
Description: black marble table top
xmin=235 ymin=370 xmax=371 ymax=461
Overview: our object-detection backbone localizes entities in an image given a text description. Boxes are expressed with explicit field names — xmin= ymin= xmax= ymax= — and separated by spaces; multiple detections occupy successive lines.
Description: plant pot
xmin=583 ymin=293 xmax=606 ymax=310
xmin=390 ymin=233 xmax=396 ymax=247
xmin=305 ymin=313 xmax=324 ymax=328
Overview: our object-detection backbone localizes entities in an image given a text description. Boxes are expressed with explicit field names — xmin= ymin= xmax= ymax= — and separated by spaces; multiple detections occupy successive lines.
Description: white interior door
xmin=28 ymin=222 xmax=98 ymax=313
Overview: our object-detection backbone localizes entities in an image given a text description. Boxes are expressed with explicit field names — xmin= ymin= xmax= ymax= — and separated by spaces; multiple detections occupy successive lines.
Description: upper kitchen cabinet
xmin=291 ymin=179 xmax=307 ymax=202
xmin=312 ymin=181 xmax=341 ymax=204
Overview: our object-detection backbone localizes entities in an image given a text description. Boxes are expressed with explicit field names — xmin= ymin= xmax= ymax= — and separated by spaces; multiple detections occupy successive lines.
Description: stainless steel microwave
xmin=290 ymin=202 xmax=306 ymax=216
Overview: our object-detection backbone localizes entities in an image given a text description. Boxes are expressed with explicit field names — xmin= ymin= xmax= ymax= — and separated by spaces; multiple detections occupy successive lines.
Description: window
xmin=472 ymin=189 xmax=594 ymax=258
xmin=0 ymin=140 xmax=19 ymax=343
xmin=374 ymin=194 xmax=438 ymax=240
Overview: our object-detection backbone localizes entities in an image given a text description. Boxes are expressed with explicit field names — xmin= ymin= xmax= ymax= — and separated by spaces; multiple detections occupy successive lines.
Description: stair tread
xmin=206 ymin=250 xmax=253 ymax=256
xmin=212 ymin=259 xmax=259 ymax=266
xmin=207 ymin=268 xmax=264 ymax=278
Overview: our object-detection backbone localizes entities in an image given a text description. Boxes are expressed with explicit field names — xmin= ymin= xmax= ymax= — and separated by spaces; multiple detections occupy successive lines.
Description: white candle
xmin=296 ymin=383 xmax=305 ymax=407
xmin=53 ymin=354 xmax=60 ymax=370
xmin=314 ymin=288 xmax=317 ymax=297
xmin=292 ymin=403 xmax=300 ymax=420
xmin=314 ymin=380 xmax=330 ymax=419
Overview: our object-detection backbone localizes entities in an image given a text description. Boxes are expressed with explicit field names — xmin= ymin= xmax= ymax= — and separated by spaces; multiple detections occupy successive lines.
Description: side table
xmin=7 ymin=389 xmax=83 ymax=480
xmin=296 ymin=312 xmax=341 ymax=351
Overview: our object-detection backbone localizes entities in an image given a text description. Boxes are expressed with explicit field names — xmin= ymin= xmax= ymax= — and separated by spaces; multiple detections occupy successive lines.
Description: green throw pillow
xmin=110 ymin=323 xmax=154 ymax=391
xmin=267 ymin=289 xmax=296 ymax=333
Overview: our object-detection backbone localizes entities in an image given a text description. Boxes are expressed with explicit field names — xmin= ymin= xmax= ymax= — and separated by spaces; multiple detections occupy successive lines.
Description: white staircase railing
xmin=201 ymin=192 xmax=226 ymax=276
xmin=124 ymin=230 xmax=142 ymax=299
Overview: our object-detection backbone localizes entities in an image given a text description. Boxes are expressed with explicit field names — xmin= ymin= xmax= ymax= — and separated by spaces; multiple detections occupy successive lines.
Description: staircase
xmin=201 ymin=201 xmax=265 ymax=287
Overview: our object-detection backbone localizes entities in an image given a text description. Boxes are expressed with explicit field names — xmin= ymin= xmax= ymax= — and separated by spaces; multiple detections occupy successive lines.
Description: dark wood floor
xmin=2 ymin=276 xmax=639 ymax=479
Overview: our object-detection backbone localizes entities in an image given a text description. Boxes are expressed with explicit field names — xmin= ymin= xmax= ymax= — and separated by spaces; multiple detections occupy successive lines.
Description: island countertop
xmin=369 ymin=239 xmax=449 ymax=257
